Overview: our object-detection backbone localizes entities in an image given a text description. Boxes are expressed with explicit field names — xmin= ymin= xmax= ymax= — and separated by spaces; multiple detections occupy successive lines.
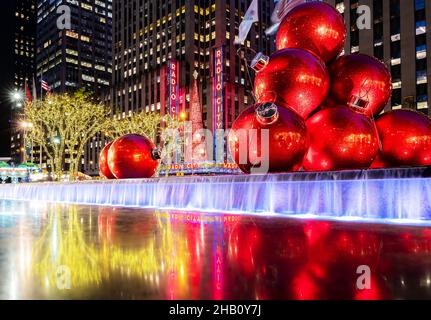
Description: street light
xmin=10 ymin=90 xmax=25 ymax=109
xmin=180 ymin=111 xmax=187 ymax=121
xmin=11 ymin=91 xmax=23 ymax=102
xmin=20 ymin=121 xmax=33 ymax=129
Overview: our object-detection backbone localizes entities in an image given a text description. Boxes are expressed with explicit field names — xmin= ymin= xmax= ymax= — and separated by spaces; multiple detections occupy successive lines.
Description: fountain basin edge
xmin=1 ymin=167 xmax=431 ymax=225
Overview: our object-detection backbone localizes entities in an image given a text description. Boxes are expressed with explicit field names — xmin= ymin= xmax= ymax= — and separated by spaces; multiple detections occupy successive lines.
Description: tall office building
xmin=36 ymin=0 xmax=113 ymax=93
xmin=326 ymin=0 xmax=431 ymax=114
xmin=35 ymin=0 xmax=113 ymax=171
xmin=102 ymin=0 xmax=274 ymax=172
xmin=9 ymin=0 xmax=37 ymax=163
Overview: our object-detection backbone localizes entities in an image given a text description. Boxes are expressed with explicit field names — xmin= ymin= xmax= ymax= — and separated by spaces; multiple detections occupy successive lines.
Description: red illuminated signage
xmin=213 ymin=48 xmax=224 ymax=133
xmin=168 ymin=60 xmax=179 ymax=118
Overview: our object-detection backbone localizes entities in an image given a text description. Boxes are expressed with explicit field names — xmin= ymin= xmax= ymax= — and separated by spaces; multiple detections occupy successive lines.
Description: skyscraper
xmin=36 ymin=0 xmax=113 ymax=94
xmin=35 ymin=0 xmax=113 ymax=171
xmin=8 ymin=0 xmax=37 ymax=162
xmin=326 ymin=0 xmax=431 ymax=114
xmin=105 ymin=0 xmax=274 ymax=172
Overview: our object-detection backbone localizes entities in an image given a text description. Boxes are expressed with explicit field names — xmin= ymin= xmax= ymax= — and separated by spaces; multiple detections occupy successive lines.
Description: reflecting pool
xmin=1 ymin=200 xmax=431 ymax=299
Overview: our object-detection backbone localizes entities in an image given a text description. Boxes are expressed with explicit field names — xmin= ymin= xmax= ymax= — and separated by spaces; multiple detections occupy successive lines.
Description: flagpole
xmin=22 ymin=79 xmax=27 ymax=164
xmin=40 ymin=70 xmax=43 ymax=100
xmin=36 ymin=72 xmax=43 ymax=168
xmin=234 ymin=0 xmax=259 ymax=103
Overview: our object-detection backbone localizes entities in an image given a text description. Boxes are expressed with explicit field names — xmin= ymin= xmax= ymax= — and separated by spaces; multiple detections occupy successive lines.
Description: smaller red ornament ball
xmin=228 ymin=103 xmax=308 ymax=174
xmin=99 ymin=142 xmax=116 ymax=179
xmin=375 ymin=109 xmax=431 ymax=167
xmin=254 ymin=48 xmax=329 ymax=119
xmin=303 ymin=106 xmax=379 ymax=171
xmin=276 ymin=2 xmax=346 ymax=63
xmin=329 ymin=54 xmax=392 ymax=118
xmin=108 ymin=134 xmax=160 ymax=179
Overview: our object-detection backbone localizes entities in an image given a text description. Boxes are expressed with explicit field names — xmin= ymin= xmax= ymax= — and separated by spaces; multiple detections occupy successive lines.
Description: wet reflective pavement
xmin=0 ymin=200 xmax=431 ymax=299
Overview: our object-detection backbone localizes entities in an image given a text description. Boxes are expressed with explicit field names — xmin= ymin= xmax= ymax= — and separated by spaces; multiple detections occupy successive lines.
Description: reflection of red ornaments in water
xmin=99 ymin=142 xmax=116 ymax=179
xmin=228 ymin=222 xmax=260 ymax=276
xmin=254 ymin=48 xmax=329 ymax=119
xmin=276 ymin=2 xmax=346 ymax=63
xmin=376 ymin=109 xmax=431 ymax=167
xmin=329 ymin=54 xmax=392 ymax=118
xmin=228 ymin=103 xmax=308 ymax=174
xmin=303 ymin=106 xmax=379 ymax=171
xmin=108 ymin=134 xmax=159 ymax=179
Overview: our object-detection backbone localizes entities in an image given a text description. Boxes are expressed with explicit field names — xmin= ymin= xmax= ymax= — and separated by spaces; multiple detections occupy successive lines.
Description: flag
xmin=265 ymin=0 xmax=307 ymax=36
xmin=41 ymin=78 xmax=51 ymax=92
xmin=25 ymin=80 xmax=32 ymax=103
xmin=234 ymin=0 xmax=259 ymax=45
xmin=32 ymin=76 xmax=37 ymax=100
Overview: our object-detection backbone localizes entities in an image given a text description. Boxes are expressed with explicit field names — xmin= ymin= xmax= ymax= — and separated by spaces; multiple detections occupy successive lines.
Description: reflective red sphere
xmin=108 ymin=134 xmax=159 ymax=179
xmin=99 ymin=142 xmax=116 ymax=179
xmin=375 ymin=110 xmax=431 ymax=167
xmin=254 ymin=48 xmax=329 ymax=119
xmin=276 ymin=2 xmax=346 ymax=63
xmin=228 ymin=103 xmax=308 ymax=174
xmin=329 ymin=54 xmax=392 ymax=118
xmin=303 ymin=106 xmax=379 ymax=171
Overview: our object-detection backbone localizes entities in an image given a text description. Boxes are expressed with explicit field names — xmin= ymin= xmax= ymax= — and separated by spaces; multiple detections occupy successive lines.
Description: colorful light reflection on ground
xmin=1 ymin=200 xmax=431 ymax=300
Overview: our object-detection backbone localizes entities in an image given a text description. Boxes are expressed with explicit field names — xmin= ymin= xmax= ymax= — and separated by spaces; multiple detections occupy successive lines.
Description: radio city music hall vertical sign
xmin=213 ymin=46 xmax=225 ymax=162
xmin=168 ymin=60 xmax=179 ymax=119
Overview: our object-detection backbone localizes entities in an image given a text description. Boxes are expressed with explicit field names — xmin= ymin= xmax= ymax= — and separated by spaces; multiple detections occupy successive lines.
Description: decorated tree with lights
xmin=188 ymin=74 xmax=207 ymax=162
xmin=104 ymin=111 xmax=167 ymax=142
xmin=23 ymin=90 xmax=111 ymax=180
xmin=159 ymin=115 xmax=184 ymax=168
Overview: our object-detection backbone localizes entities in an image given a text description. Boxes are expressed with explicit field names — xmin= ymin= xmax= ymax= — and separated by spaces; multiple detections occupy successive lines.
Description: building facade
xmin=9 ymin=0 xmax=37 ymax=163
xmin=36 ymin=0 xmax=113 ymax=93
xmin=88 ymin=0 xmax=275 ymax=174
xmin=326 ymin=0 xmax=431 ymax=114
xmin=35 ymin=0 xmax=113 ymax=171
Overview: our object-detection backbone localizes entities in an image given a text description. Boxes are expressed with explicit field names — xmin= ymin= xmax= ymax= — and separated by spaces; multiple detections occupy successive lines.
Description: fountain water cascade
xmin=0 ymin=168 xmax=431 ymax=224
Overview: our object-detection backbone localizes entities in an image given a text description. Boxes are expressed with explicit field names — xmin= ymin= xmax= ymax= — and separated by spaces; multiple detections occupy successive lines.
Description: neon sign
xmin=168 ymin=60 xmax=179 ymax=118
xmin=213 ymin=47 xmax=225 ymax=162
xmin=213 ymin=48 xmax=224 ymax=133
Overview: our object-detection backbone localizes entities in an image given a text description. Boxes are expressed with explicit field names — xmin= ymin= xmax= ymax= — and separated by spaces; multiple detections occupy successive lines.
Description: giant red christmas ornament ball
xmin=375 ymin=109 xmax=431 ymax=167
xmin=329 ymin=54 xmax=392 ymax=118
xmin=108 ymin=134 xmax=160 ymax=179
xmin=276 ymin=2 xmax=346 ymax=63
xmin=99 ymin=142 xmax=116 ymax=179
xmin=254 ymin=48 xmax=329 ymax=119
xmin=228 ymin=103 xmax=308 ymax=174
xmin=303 ymin=106 xmax=379 ymax=171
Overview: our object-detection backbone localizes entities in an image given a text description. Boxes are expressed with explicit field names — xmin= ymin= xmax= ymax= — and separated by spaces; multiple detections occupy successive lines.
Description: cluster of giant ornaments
xmin=229 ymin=2 xmax=431 ymax=173
xmin=99 ymin=134 xmax=160 ymax=179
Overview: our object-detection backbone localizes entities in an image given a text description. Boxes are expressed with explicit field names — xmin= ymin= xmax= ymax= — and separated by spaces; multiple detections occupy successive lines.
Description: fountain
xmin=0 ymin=168 xmax=430 ymax=224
